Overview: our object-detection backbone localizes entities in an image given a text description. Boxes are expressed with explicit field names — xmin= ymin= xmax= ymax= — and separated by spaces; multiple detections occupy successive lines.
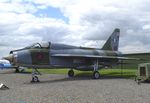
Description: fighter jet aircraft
xmin=3 ymin=28 xmax=134 ymax=82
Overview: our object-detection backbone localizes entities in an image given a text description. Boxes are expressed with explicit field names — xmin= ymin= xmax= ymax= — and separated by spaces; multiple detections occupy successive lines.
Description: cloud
xmin=56 ymin=0 xmax=150 ymax=53
xmin=0 ymin=12 xmax=70 ymax=45
xmin=1 ymin=0 xmax=150 ymax=58
xmin=0 ymin=1 xmax=37 ymax=13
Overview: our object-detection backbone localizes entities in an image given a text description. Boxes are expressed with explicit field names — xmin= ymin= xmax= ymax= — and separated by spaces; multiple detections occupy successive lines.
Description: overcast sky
xmin=0 ymin=0 xmax=150 ymax=58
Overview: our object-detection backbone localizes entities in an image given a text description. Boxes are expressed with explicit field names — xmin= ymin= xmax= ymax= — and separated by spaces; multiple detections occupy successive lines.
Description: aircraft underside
xmin=16 ymin=58 xmax=118 ymax=82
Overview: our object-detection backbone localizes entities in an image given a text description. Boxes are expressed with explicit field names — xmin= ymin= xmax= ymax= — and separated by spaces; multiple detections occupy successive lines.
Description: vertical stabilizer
xmin=102 ymin=28 xmax=120 ymax=51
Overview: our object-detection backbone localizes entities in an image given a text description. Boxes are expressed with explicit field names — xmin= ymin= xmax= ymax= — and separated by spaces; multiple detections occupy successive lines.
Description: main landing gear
xmin=68 ymin=69 xmax=74 ymax=77
xmin=93 ymin=59 xmax=100 ymax=79
xmin=31 ymin=68 xmax=41 ymax=83
xmin=67 ymin=69 xmax=100 ymax=79
xmin=93 ymin=71 xmax=100 ymax=79
xmin=68 ymin=59 xmax=100 ymax=79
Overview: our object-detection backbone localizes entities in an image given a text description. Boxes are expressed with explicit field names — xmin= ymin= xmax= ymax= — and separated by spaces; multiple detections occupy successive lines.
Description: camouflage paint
xmin=102 ymin=28 xmax=120 ymax=51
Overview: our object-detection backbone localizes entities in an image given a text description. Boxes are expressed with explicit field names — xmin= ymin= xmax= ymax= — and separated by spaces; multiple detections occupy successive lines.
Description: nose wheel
xmin=68 ymin=70 xmax=74 ymax=77
xmin=31 ymin=68 xmax=41 ymax=83
xmin=31 ymin=76 xmax=40 ymax=82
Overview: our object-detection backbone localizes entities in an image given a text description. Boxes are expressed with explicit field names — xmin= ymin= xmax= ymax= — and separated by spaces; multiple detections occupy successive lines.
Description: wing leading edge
xmin=52 ymin=54 xmax=140 ymax=60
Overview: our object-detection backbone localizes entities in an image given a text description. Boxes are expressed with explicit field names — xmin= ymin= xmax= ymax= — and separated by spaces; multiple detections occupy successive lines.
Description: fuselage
xmin=4 ymin=42 xmax=122 ymax=71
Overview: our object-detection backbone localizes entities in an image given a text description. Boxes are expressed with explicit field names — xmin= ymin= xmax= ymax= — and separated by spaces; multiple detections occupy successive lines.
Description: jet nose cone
xmin=3 ymin=54 xmax=14 ymax=63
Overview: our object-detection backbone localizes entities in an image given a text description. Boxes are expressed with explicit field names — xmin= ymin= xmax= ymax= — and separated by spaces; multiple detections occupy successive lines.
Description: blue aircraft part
xmin=0 ymin=63 xmax=12 ymax=69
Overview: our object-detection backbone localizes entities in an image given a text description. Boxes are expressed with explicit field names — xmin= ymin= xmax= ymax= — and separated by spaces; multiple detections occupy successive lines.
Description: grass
xmin=100 ymin=69 xmax=136 ymax=78
xmin=25 ymin=68 xmax=137 ymax=79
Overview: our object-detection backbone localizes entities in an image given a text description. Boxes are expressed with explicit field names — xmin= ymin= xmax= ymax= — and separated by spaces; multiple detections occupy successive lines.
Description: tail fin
xmin=102 ymin=28 xmax=120 ymax=51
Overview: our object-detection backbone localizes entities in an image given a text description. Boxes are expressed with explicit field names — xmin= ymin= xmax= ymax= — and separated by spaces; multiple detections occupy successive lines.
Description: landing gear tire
xmin=68 ymin=70 xmax=74 ymax=77
xmin=93 ymin=71 xmax=100 ymax=79
xmin=31 ymin=76 xmax=40 ymax=83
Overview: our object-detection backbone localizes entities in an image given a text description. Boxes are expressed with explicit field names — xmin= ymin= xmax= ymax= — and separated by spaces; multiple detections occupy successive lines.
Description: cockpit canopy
xmin=25 ymin=42 xmax=50 ymax=49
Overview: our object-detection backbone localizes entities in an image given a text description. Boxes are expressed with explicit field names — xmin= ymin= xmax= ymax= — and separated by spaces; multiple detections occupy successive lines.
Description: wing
xmin=123 ymin=53 xmax=150 ymax=61
xmin=52 ymin=54 xmax=139 ymax=60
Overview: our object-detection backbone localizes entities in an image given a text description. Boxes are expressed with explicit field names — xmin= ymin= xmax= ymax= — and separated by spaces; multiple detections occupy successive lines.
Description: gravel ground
xmin=0 ymin=70 xmax=150 ymax=103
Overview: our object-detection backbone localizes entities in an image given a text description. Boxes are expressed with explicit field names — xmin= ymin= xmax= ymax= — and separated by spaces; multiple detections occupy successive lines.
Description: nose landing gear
xmin=31 ymin=68 xmax=41 ymax=83
xmin=31 ymin=76 xmax=39 ymax=82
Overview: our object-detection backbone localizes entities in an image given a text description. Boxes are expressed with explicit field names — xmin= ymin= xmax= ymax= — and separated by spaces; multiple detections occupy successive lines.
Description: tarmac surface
xmin=0 ymin=70 xmax=150 ymax=103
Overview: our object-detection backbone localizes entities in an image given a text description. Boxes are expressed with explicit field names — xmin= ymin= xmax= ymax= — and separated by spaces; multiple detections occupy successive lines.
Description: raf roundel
xmin=36 ymin=53 xmax=44 ymax=60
